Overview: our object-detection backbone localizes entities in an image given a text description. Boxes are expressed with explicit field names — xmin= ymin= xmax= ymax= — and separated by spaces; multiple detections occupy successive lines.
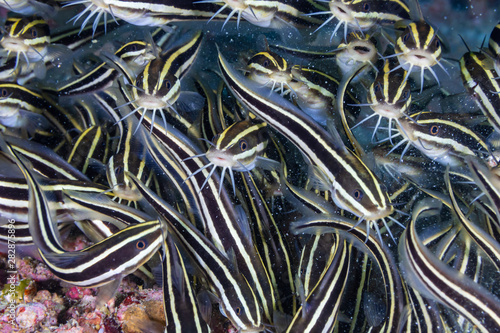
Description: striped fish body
xmin=40 ymin=220 xmax=164 ymax=287
xmin=396 ymin=112 xmax=490 ymax=167
xmin=67 ymin=125 xmax=110 ymax=177
xmin=246 ymin=51 xmax=292 ymax=89
xmin=459 ymin=51 xmax=500 ymax=134
xmin=122 ymin=112 xmax=276 ymax=324
xmin=297 ymin=233 xmax=339 ymax=300
xmin=1 ymin=16 xmax=51 ymax=63
xmin=286 ymin=237 xmax=351 ymax=333
xmin=400 ymin=199 xmax=500 ymax=333
xmin=65 ymin=0 xmax=237 ymax=28
xmin=6 ymin=142 xmax=165 ymax=290
xmin=393 ymin=19 xmax=445 ymax=90
xmin=488 ymin=22 xmax=500 ymax=74
xmin=367 ymin=58 xmax=411 ymax=120
xmin=162 ymin=233 xmax=211 ymax=333
xmin=127 ymin=173 xmax=265 ymax=332
xmin=208 ymin=119 xmax=268 ymax=172
xmin=57 ymin=40 xmax=155 ymax=97
xmin=291 ymin=215 xmax=405 ymax=333
xmin=218 ymin=52 xmax=393 ymax=222
xmin=0 ymin=177 xmax=108 ymax=225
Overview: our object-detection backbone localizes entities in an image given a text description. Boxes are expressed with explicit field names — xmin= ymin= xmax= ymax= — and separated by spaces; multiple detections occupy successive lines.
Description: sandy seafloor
xmin=1 ymin=0 xmax=500 ymax=332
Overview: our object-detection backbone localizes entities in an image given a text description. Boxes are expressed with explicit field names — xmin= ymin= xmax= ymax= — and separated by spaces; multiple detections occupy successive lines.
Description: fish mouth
xmin=348 ymin=41 xmax=377 ymax=61
xmin=206 ymin=149 xmax=237 ymax=168
xmin=1 ymin=37 xmax=30 ymax=53
xmin=371 ymin=103 xmax=404 ymax=119
xmin=329 ymin=2 xmax=355 ymax=23
xmin=400 ymin=51 xmax=437 ymax=68
xmin=135 ymin=95 xmax=167 ymax=110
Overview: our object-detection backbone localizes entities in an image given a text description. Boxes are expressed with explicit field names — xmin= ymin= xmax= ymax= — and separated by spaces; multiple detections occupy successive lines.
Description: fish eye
xmin=114 ymin=166 xmax=123 ymax=175
xmin=31 ymin=29 xmax=37 ymax=38
xmin=363 ymin=3 xmax=370 ymax=11
xmin=130 ymin=44 xmax=138 ymax=51
xmin=239 ymin=139 xmax=248 ymax=151
xmin=235 ymin=307 xmax=242 ymax=316
xmin=165 ymin=80 xmax=171 ymax=89
xmin=434 ymin=38 xmax=440 ymax=48
xmin=211 ymin=134 xmax=221 ymax=144
xmin=402 ymin=89 xmax=410 ymax=100
xmin=263 ymin=59 xmax=269 ymax=67
xmin=1 ymin=88 xmax=8 ymax=97
xmin=402 ymin=33 xmax=410 ymax=43
xmin=429 ymin=125 xmax=440 ymax=136
xmin=136 ymin=239 xmax=147 ymax=250
xmin=353 ymin=189 xmax=363 ymax=201
xmin=373 ymin=82 xmax=382 ymax=93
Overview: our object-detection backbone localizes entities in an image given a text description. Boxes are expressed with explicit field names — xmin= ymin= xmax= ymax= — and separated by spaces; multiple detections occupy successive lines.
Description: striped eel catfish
xmin=288 ymin=66 xmax=339 ymax=125
xmin=105 ymin=117 xmax=151 ymax=204
xmin=62 ymin=0 xmax=236 ymax=33
xmin=334 ymin=32 xmax=379 ymax=77
xmin=290 ymin=214 xmax=405 ymax=333
xmin=391 ymin=0 xmax=447 ymax=92
xmin=3 ymin=140 xmax=165 ymax=305
xmin=127 ymin=173 xmax=265 ymax=332
xmin=218 ymin=51 xmax=395 ymax=239
xmin=237 ymin=171 xmax=297 ymax=316
xmin=56 ymin=40 xmax=156 ymax=96
xmin=296 ymin=234 xmax=339 ymax=310
xmin=161 ymin=231 xmax=211 ymax=333
xmin=466 ymin=158 xmax=500 ymax=229
xmin=137 ymin=127 xmax=200 ymax=227
xmin=0 ymin=176 xmax=109 ymax=227
xmin=66 ymin=124 xmax=111 ymax=178
xmin=0 ymin=83 xmax=84 ymax=151
xmin=285 ymin=236 xmax=351 ymax=333
xmin=0 ymin=176 xmax=116 ymax=251
xmin=187 ymin=118 xmax=270 ymax=196
xmin=118 ymin=103 xmax=276 ymax=323
xmin=0 ymin=17 xmax=51 ymax=73
xmin=400 ymin=198 xmax=500 ymax=332
xmin=0 ymin=20 xmax=119 ymax=85
xmin=308 ymin=0 xmax=410 ymax=41
xmin=391 ymin=112 xmax=491 ymax=167
xmin=116 ymin=30 xmax=203 ymax=134
xmin=459 ymin=50 xmax=500 ymax=135
xmin=353 ymin=58 xmax=411 ymax=142
xmin=245 ymin=50 xmax=293 ymax=96
xmin=196 ymin=0 xmax=326 ymax=29
xmin=444 ymin=165 xmax=500 ymax=273
xmin=3 ymin=135 xmax=90 ymax=181
xmin=116 ymin=31 xmax=276 ymax=322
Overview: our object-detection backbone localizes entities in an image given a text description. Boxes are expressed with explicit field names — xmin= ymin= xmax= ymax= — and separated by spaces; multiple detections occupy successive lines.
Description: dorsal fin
xmin=407 ymin=0 xmax=424 ymax=21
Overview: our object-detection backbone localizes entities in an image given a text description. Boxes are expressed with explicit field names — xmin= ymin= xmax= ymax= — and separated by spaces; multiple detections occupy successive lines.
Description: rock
xmin=144 ymin=300 xmax=165 ymax=323
xmin=121 ymin=304 xmax=148 ymax=333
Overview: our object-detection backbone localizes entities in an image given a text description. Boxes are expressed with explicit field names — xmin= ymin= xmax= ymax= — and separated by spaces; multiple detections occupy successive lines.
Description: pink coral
xmin=16 ymin=303 xmax=46 ymax=330
xmin=16 ymin=258 xmax=54 ymax=282
xmin=65 ymin=287 xmax=94 ymax=300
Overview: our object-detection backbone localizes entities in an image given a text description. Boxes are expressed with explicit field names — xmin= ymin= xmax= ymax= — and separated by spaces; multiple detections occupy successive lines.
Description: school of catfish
xmin=0 ymin=0 xmax=499 ymax=332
